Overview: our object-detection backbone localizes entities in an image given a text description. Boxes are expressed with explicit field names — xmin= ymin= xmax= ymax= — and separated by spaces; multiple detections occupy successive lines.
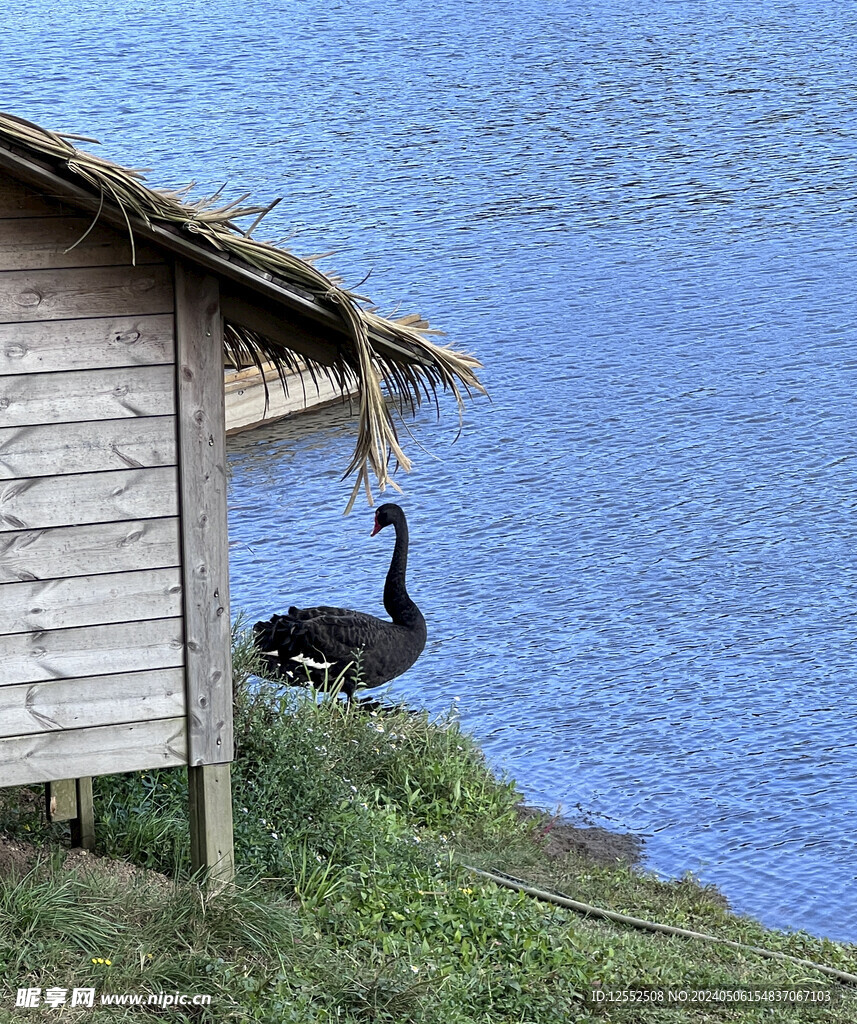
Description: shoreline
xmin=516 ymin=803 xmax=643 ymax=868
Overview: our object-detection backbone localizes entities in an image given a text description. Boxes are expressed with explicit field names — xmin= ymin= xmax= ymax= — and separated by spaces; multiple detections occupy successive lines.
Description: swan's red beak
xmin=371 ymin=516 xmax=381 ymax=536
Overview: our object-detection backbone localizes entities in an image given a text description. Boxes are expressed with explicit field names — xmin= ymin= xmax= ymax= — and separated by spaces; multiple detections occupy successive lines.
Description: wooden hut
xmin=0 ymin=112 xmax=483 ymax=882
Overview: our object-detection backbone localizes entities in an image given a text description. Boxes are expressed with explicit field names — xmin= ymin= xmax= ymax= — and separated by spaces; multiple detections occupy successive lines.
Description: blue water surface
xmin=5 ymin=0 xmax=857 ymax=941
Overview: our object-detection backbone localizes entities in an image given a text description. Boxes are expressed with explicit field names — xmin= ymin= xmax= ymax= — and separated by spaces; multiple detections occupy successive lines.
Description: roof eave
xmin=0 ymin=140 xmax=432 ymax=369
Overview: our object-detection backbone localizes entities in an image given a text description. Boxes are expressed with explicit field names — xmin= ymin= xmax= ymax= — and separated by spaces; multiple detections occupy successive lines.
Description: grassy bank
xmin=1 ymin=631 xmax=855 ymax=1022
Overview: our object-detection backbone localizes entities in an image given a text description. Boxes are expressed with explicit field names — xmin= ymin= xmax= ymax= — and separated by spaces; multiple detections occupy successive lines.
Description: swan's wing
xmin=287 ymin=605 xmax=354 ymax=621
xmin=254 ymin=606 xmax=352 ymax=652
xmin=289 ymin=607 xmax=393 ymax=663
xmin=256 ymin=606 xmax=393 ymax=659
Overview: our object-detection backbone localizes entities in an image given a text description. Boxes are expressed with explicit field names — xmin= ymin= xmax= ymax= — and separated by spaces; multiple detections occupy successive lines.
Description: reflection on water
xmin=7 ymin=0 xmax=857 ymax=942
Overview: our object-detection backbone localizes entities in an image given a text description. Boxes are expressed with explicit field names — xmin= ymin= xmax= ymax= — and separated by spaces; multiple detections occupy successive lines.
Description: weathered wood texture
xmin=188 ymin=763 xmax=235 ymax=886
xmin=0 ymin=364 xmax=175 ymax=426
xmin=0 ymin=174 xmax=234 ymax=848
xmin=224 ymin=362 xmax=346 ymax=435
xmin=0 ymin=518 xmax=180 ymax=583
xmin=0 ymin=567 xmax=182 ymax=635
xmin=0 ymin=416 xmax=176 ymax=479
xmin=46 ymin=778 xmax=78 ymax=821
xmin=0 ymin=314 xmax=175 ymax=376
xmin=0 ymin=215 xmax=161 ymax=270
xmin=0 ymin=193 xmax=189 ymax=787
xmin=175 ymin=263 xmax=233 ymax=766
xmin=0 ymin=717 xmax=187 ymax=787
xmin=0 ymin=617 xmax=184 ymax=685
xmin=0 ymin=178 xmax=68 ymax=219
xmin=0 ymin=668 xmax=185 ymax=737
xmin=0 ymin=265 xmax=173 ymax=324
xmin=0 ymin=466 xmax=179 ymax=532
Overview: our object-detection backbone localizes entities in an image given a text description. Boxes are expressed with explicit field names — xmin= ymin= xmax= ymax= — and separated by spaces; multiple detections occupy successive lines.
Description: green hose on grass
xmin=464 ymin=864 xmax=857 ymax=987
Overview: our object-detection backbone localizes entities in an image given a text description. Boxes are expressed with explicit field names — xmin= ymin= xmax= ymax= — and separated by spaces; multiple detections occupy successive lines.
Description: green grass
xmin=0 ymin=625 xmax=855 ymax=1021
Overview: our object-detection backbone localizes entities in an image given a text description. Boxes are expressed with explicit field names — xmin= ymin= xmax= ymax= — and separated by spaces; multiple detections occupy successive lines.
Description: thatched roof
xmin=0 ymin=111 xmax=485 ymax=509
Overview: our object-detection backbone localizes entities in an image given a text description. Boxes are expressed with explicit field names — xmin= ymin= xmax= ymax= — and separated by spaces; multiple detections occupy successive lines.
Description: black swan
xmin=253 ymin=503 xmax=427 ymax=699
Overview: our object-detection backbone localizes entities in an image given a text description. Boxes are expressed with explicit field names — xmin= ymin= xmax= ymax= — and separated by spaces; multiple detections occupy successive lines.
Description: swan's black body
xmin=253 ymin=504 xmax=426 ymax=698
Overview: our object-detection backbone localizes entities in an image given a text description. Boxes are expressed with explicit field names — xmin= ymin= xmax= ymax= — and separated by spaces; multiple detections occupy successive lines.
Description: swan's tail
xmin=252 ymin=613 xmax=356 ymax=698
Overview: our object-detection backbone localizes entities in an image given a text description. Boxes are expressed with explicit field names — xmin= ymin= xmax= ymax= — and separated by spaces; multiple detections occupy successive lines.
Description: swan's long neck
xmin=384 ymin=517 xmax=420 ymax=626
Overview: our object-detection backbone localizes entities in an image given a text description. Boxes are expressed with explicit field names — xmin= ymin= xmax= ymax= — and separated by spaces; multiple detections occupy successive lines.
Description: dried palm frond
xmin=0 ymin=110 xmax=486 ymax=506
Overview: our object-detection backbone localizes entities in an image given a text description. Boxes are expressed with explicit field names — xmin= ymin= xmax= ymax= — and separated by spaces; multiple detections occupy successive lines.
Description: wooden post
xmin=46 ymin=778 xmax=95 ymax=851
xmin=188 ymin=763 xmax=234 ymax=888
xmin=70 ymin=777 xmax=95 ymax=851
xmin=45 ymin=779 xmax=77 ymax=822
xmin=174 ymin=261 xmax=235 ymax=884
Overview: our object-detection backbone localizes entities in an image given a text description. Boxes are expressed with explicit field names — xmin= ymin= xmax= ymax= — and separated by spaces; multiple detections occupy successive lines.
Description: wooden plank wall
xmin=0 ymin=174 xmax=187 ymax=785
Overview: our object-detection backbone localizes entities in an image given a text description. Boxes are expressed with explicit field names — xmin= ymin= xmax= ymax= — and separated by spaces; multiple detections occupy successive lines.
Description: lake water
xmin=5 ymin=0 xmax=857 ymax=942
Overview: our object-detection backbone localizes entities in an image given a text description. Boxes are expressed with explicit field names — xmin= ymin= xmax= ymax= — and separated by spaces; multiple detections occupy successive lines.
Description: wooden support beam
xmin=45 ymin=778 xmax=77 ymax=821
xmin=174 ymin=262 xmax=233 ymax=768
xmin=70 ymin=777 xmax=95 ymax=851
xmin=221 ymin=288 xmax=340 ymax=367
xmin=225 ymin=363 xmax=348 ymax=435
xmin=188 ymin=763 xmax=234 ymax=887
xmin=175 ymin=263 xmax=235 ymax=884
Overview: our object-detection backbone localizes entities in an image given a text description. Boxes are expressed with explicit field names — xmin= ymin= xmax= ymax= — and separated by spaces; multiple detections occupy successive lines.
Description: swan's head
xmin=371 ymin=503 xmax=404 ymax=536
